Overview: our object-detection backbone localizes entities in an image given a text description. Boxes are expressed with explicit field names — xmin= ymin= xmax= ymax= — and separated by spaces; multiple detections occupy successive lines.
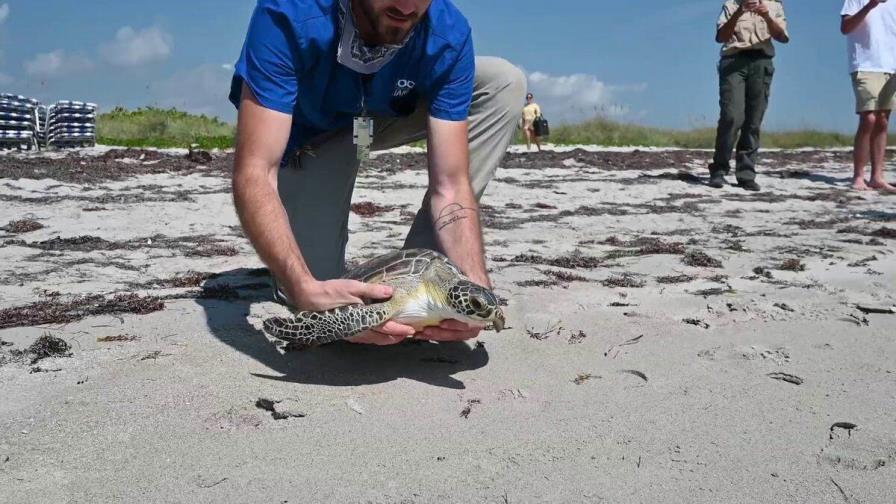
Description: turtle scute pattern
xmin=263 ymin=249 xmax=470 ymax=345
xmin=263 ymin=304 xmax=391 ymax=346
xmin=345 ymin=249 xmax=451 ymax=283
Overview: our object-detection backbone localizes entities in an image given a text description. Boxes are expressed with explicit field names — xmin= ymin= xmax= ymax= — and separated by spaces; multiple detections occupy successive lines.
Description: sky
xmin=0 ymin=1 xmax=858 ymax=132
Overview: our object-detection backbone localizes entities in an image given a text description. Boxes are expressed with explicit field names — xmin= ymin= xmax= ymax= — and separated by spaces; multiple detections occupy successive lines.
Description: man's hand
xmin=419 ymin=319 xmax=482 ymax=342
xmin=753 ymin=1 xmax=770 ymax=17
xmin=289 ymin=278 xmax=417 ymax=345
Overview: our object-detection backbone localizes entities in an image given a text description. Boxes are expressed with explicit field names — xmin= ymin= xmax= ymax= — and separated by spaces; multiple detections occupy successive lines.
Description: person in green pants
xmin=709 ymin=0 xmax=790 ymax=191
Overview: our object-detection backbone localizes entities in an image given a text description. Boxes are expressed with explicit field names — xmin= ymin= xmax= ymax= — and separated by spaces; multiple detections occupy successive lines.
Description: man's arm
xmin=842 ymin=0 xmax=879 ymax=34
xmin=716 ymin=4 xmax=745 ymax=43
xmin=418 ymin=116 xmax=490 ymax=342
xmin=425 ymin=116 xmax=490 ymax=288
xmin=754 ymin=3 xmax=789 ymax=43
xmin=232 ymin=83 xmax=313 ymax=303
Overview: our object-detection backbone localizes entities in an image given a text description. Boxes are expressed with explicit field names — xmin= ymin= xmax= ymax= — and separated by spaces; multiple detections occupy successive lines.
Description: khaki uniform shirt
xmin=522 ymin=103 xmax=541 ymax=122
xmin=717 ymin=0 xmax=789 ymax=57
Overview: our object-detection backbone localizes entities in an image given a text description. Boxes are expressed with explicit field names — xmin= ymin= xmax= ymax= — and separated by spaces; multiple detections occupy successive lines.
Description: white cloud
xmin=100 ymin=26 xmax=173 ymax=67
xmin=525 ymin=71 xmax=646 ymax=124
xmin=221 ymin=63 xmax=234 ymax=71
xmin=0 ymin=4 xmax=9 ymax=24
xmin=150 ymin=63 xmax=235 ymax=121
xmin=24 ymin=50 xmax=95 ymax=78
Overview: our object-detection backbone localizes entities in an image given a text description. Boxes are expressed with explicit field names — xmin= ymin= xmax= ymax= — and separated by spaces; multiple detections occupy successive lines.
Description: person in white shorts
xmin=841 ymin=0 xmax=896 ymax=192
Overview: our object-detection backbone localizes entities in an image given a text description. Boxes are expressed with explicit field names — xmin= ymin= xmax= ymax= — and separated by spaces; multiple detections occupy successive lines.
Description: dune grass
xmin=96 ymin=107 xmax=866 ymax=150
xmin=96 ymin=107 xmax=235 ymax=149
xmin=522 ymin=117 xmax=866 ymax=149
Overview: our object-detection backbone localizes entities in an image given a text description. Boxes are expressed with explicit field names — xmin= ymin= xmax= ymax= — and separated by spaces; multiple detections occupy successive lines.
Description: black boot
xmin=708 ymin=171 xmax=728 ymax=189
xmin=738 ymin=179 xmax=760 ymax=192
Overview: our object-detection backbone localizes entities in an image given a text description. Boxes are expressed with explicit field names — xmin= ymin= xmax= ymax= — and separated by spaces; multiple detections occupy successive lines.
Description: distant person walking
xmin=521 ymin=92 xmax=542 ymax=152
xmin=709 ymin=0 xmax=789 ymax=192
xmin=841 ymin=0 xmax=896 ymax=192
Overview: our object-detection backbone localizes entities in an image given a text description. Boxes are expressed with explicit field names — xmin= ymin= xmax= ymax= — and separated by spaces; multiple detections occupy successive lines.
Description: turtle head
xmin=446 ymin=280 xmax=505 ymax=332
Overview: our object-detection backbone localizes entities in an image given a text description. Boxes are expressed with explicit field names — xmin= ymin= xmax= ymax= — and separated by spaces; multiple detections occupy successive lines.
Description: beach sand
xmin=1 ymin=146 xmax=894 ymax=503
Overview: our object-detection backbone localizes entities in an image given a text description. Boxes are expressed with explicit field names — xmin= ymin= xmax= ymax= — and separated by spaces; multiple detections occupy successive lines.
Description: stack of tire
xmin=44 ymin=100 xmax=97 ymax=148
xmin=0 ymin=93 xmax=39 ymax=150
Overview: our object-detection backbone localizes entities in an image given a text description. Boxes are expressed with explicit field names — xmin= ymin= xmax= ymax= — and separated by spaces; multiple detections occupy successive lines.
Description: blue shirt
xmin=229 ymin=0 xmax=475 ymax=153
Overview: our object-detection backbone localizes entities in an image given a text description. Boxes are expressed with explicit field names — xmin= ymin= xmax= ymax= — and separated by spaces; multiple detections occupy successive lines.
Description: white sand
xmin=1 ymin=147 xmax=895 ymax=503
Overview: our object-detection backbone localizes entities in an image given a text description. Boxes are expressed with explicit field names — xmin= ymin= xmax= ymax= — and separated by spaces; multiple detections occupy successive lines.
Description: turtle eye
xmin=469 ymin=297 xmax=484 ymax=311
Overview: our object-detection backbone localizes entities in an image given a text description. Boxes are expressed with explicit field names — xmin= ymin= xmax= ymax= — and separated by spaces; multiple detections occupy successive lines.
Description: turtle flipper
xmin=263 ymin=303 xmax=392 ymax=346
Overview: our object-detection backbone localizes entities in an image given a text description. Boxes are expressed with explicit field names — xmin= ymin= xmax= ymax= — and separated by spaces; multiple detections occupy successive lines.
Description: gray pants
xmin=710 ymin=52 xmax=775 ymax=182
xmin=277 ymin=56 xmax=526 ymax=281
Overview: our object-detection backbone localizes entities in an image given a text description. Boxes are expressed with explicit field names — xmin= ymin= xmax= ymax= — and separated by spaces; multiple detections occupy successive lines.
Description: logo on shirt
xmin=393 ymin=79 xmax=416 ymax=98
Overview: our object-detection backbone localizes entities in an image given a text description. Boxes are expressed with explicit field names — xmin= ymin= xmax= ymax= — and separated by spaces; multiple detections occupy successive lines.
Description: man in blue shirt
xmin=229 ymin=0 xmax=525 ymax=345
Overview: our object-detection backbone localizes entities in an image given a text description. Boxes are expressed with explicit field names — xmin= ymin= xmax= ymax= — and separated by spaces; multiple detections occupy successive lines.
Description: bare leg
xmin=524 ymin=128 xmax=532 ymax=151
xmin=534 ymin=135 xmax=541 ymax=152
xmin=868 ymin=111 xmax=896 ymax=192
xmin=852 ymin=112 xmax=876 ymax=191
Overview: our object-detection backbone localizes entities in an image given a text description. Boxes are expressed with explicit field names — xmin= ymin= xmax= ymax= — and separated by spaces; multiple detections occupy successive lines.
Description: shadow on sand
xmin=194 ymin=268 xmax=489 ymax=390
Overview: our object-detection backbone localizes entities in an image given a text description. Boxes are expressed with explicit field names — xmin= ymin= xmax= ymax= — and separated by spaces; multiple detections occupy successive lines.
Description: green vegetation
xmin=521 ymin=117 xmax=867 ymax=149
xmin=96 ymin=107 xmax=866 ymax=150
xmin=96 ymin=107 xmax=235 ymax=149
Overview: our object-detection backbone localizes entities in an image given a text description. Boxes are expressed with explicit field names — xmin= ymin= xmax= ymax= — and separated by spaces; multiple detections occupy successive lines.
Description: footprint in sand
xmin=818 ymin=427 xmax=896 ymax=471
xmin=203 ymin=408 xmax=263 ymax=431
xmin=697 ymin=345 xmax=790 ymax=365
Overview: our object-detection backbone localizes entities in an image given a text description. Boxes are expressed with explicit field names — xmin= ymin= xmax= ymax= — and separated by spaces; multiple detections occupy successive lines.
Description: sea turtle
xmin=262 ymin=248 xmax=505 ymax=346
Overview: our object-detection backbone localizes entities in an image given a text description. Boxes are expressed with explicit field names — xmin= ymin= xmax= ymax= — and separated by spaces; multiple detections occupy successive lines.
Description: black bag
xmin=533 ymin=115 xmax=550 ymax=137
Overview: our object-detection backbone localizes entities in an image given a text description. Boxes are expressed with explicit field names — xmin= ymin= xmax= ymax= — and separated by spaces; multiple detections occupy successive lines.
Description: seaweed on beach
xmin=516 ymin=278 xmax=564 ymax=288
xmin=149 ymin=271 xmax=219 ymax=288
xmin=777 ymin=258 xmax=806 ymax=271
xmin=460 ymin=399 xmax=481 ymax=419
xmin=723 ymin=239 xmax=749 ymax=252
xmin=870 ymin=227 xmax=896 ymax=239
xmin=605 ymin=238 xmax=687 ymax=259
xmin=3 ymin=219 xmax=44 ymax=234
xmin=30 ymin=235 xmax=121 ymax=252
xmin=847 ymin=255 xmax=878 ymax=267
xmin=100 ymin=148 xmax=166 ymax=162
xmin=526 ymin=321 xmax=562 ymax=341
xmin=26 ymin=333 xmax=72 ymax=363
xmin=0 ymin=293 xmax=165 ymax=329
xmin=97 ymin=334 xmax=139 ymax=343
xmin=351 ymin=201 xmax=394 ymax=217
xmin=785 ymin=217 xmax=848 ymax=230
xmin=186 ymin=242 xmax=239 ymax=257
xmin=568 ymin=330 xmax=588 ymax=344
xmin=2 ymin=333 xmax=73 ymax=366
xmin=712 ymin=224 xmax=746 ymax=237
xmin=601 ymin=274 xmax=646 ymax=288
xmin=752 ymin=266 xmax=774 ymax=279
xmin=12 ymin=233 xmax=241 ymax=257
xmin=573 ymin=373 xmax=597 ymax=385
xmin=689 ymin=286 xmax=736 ymax=297
xmin=495 ymin=252 xmax=604 ymax=269
xmin=682 ymin=250 xmax=723 ymax=268
xmin=656 ymin=274 xmax=696 ymax=284
xmin=0 ymin=150 xmax=231 ymax=184
xmin=542 ymin=269 xmax=589 ymax=283
xmin=186 ymin=147 xmax=213 ymax=164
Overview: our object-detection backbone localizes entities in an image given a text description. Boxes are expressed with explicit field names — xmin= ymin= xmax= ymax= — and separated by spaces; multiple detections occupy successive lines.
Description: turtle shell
xmin=342 ymin=248 xmax=462 ymax=285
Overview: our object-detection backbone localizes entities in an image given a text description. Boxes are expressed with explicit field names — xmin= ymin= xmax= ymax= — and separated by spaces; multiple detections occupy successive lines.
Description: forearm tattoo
xmin=435 ymin=203 xmax=476 ymax=231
